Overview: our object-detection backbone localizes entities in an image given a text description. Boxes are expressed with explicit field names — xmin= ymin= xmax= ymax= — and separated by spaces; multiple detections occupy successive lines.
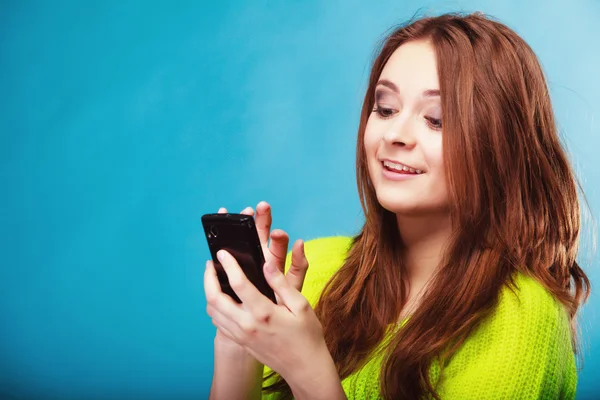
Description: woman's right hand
xmin=211 ymin=201 xmax=310 ymax=352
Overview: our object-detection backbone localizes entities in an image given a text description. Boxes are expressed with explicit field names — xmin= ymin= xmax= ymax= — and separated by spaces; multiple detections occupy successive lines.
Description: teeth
xmin=383 ymin=160 xmax=423 ymax=174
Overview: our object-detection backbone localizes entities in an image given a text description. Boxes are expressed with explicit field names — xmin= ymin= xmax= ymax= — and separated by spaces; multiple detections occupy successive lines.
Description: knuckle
xmin=286 ymin=269 xmax=305 ymax=285
xmin=254 ymin=309 xmax=272 ymax=324
xmin=298 ymin=298 xmax=312 ymax=313
xmin=228 ymin=276 xmax=246 ymax=293
xmin=205 ymin=292 xmax=219 ymax=306
xmin=239 ymin=319 xmax=258 ymax=335
xmin=291 ymin=262 xmax=308 ymax=274
xmin=269 ymin=251 xmax=286 ymax=263
xmin=273 ymin=272 xmax=288 ymax=287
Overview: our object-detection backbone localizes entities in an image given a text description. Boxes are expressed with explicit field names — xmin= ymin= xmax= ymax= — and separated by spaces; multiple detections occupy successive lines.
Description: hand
xmin=209 ymin=202 xmax=309 ymax=349
xmin=205 ymin=247 xmax=332 ymax=387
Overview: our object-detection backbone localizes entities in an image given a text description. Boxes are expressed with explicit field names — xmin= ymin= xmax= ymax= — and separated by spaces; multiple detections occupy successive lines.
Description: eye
xmin=425 ymin=116 xmax=442 ymax=130
xmin=372 ymin=106 xmax=396 ymax=119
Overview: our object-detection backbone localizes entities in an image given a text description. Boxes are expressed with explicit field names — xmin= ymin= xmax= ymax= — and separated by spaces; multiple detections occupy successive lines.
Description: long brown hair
xmin=264 ymin=12 xmax=591 ymax=399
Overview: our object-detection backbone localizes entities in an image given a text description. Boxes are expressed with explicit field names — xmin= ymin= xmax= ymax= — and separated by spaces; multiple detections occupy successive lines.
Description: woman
xmin=204 ymin=12 xmax=590 ymax=399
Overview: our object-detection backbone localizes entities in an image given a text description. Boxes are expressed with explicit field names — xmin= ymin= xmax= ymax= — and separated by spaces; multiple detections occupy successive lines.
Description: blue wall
xmin=1 ymin=1 xmax=598 ymax=399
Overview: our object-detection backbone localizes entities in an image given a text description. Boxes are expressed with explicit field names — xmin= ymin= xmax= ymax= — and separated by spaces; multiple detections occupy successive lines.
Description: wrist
xmin=213 ymin=336 xmax=263 ymax=372
xmin=214 ymin=336 xmax=256 ymax=360
xmin=211 ymin=337 xmax=264 ymax=400
xmin=286 ymin=347 xmax=346 ymax=400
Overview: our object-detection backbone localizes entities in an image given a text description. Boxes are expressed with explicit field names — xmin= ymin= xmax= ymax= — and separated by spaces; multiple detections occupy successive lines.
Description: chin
xmin=381 ymin=204 xmax=426 ymax=216
xmin=375 ymin=192 xmax=449 ymax=217
xmin=376 ymin=193 xmax=420 ymax=214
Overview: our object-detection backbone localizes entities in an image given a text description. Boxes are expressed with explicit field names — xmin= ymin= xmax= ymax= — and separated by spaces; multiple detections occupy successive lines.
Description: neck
xmin=396 ymin=212 xmax=453 ymax=298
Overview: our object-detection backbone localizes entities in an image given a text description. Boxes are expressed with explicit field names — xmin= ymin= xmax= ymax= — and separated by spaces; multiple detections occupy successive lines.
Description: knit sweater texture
xmin=262 ymin=236 xmax=577 ymax=399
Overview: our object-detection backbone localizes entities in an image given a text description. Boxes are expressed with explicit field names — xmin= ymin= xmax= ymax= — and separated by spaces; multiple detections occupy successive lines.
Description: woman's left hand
xmin=204 ymin=248 xmax=334 ymax=387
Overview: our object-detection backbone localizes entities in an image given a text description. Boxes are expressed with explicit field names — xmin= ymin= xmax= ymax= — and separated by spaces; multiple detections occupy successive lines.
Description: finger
xmin=240 ymin=206 xmax=255 ymax=217
xmin=204 ymin=260 xmax=247 ymax=322
xmin=264 ymin=261 xmax=311 ymax=315
xmin=286 ymin=239 xmax=309 ymax=292
xmin=214 ymin=323 xmax=237 ymax=343
xmin=217 ymin=250 xmax=274 ymax=319
xmin=211 ymin=303 xmax=268 ymax=344
xmin=207 ymin=304 xmax=244 ymax=341
xmin=206 ymin=262 xmax=269 ymax=343
xmin=255 ymin=201 xmax=272 ymax=248
xmin=218 ymin=207 xmax=228 ymax=214
xmin=268 ymin=229 xmax=290 ymax=273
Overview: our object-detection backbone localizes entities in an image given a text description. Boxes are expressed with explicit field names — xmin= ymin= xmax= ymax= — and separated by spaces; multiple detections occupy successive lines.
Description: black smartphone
xmin=201 ymin=213 xmax=276 ymax=303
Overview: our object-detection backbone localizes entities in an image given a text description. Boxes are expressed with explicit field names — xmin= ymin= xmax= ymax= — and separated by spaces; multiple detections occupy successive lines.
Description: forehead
xmin=378 ymin=40 xmax=440 ymax=93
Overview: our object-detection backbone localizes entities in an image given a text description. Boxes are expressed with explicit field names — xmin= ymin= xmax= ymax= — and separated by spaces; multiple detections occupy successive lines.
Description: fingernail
xmin=206 ymin=260 xmax=210 ymax=269
xmin=217 ymin=250 xmax=226 ymax=262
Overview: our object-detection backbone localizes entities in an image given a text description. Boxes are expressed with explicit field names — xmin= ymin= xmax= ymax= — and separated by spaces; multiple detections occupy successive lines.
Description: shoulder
xmin=438 ymin=272 xmax=576 ymax=398
xmin=304 ymin=236 xmax=354 ymax=264
xmin=496 ymin=273 xmax=569 ymax=332
xmin=469 ymin=272 xmax=571 ymax=353
xmin=286 ymin=236 xmax=354 ymax=306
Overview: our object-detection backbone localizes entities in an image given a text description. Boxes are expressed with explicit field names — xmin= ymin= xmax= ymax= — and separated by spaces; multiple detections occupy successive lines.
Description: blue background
xmin=1 ymin=1 xmax=598 ymax=399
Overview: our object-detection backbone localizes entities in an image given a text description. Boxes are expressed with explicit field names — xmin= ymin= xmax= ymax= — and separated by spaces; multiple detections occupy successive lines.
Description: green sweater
xmin=263 ymin=236 xmax=577 ymax=399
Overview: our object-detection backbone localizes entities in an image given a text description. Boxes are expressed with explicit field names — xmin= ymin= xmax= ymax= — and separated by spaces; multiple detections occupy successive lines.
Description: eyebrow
xmin=376 ymin=79 xmax=440 ymax=98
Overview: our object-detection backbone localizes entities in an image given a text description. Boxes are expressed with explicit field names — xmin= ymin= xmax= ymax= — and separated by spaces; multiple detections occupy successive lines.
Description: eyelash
xmin=372 ymin=106 xmax=443 ymax=130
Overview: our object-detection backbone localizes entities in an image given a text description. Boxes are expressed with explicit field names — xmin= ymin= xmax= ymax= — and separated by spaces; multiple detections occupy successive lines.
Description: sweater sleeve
xmin=436 ymin=274 xmax=577 ymax=399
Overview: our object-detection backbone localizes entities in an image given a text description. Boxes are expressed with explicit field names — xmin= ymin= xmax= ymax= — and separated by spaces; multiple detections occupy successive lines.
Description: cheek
xmin=423 ymin=136 xmax=444 ymax=168
xmin=423 ymin=139 xmax=446 ymax=187
xmin=363 ymin=121 xmax=380 ymax=155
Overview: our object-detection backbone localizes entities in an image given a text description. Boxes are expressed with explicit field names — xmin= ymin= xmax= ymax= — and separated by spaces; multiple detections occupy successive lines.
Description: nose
xmin=381 ymin=116 xmax=417 ymax=148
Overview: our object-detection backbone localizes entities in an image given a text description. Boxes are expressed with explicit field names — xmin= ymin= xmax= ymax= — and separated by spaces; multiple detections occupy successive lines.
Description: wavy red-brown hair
xmin=264 ymin=12 xmax=590 ymax=399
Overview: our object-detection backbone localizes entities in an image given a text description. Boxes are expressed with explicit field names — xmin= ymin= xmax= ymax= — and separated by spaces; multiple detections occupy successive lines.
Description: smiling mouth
xmin=382 ymin=160 xmax=423 ymax=174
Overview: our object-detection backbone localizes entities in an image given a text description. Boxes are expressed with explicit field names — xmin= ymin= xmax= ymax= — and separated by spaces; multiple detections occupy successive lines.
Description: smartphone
xmin=201 ymin=213 xmax=276 ymax=303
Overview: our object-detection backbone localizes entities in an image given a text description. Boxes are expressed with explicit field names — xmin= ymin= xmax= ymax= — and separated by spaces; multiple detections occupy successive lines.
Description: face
xmin=364 ymin=40 xmax=449 ymax=216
